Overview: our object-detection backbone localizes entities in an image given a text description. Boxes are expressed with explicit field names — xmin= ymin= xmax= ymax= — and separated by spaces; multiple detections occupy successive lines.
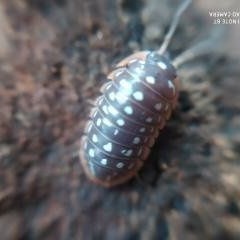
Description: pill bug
xmin=79 ymin=0 xmax=212 ymax=187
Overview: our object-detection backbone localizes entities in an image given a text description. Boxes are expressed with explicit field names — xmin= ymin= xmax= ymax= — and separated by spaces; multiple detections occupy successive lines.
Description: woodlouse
xmin=79 ymin=0 xmax=210 ymax=187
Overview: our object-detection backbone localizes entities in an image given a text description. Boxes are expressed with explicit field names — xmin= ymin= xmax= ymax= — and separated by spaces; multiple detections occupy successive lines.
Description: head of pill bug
xmin=147 ymin=51 xmax=177 ymax=80
xmin=145 ymin=51 xmax=179 ymax=101
xmin=115 ymin=50 xmax=179 ymax=101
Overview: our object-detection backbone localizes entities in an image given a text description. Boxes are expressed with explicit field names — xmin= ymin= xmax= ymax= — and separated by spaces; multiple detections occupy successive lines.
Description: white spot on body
xmin=135 ymin=67 xmax=142 ymax=73
xmin=124 ymin=106 xmax=133 ymax=115
xmin=146 ymin=117 xmax=153 ymax=123
xmin=89 ymin=149 xmax=95 ymax=157
xmin=158 ymin=61 xmax=167 ymax=70
xmin=108 ymin=105 xmax=119 ymax=116
xmin=103 ymin=142 xmax=112 ymax=152
xmin=121 ymin=149 xmax=133 ymax=157
xmin=109 ymin=92 xmax=115 ymax=101
xmin=154 ymin=103 xmax=162 ymax=111
xmin=96 ymin=118 xmax=102 ymax=126
xmin=120 ymin=79 xmax=132 ymax=95
xmin=133 ymin=91 xmax=144 ymax=101
xmin=114 ymin=129 xmax=119 ymax=135
xmin=92 ymin=134 xmax=98 ymax=143
xmin=102 ymin=105 xmax=109 ymax=114
xmin=167 ymin=80 xmax=175 ymax=94
xmin=115 ymin=92 xmax=128 ymax=104
xmin=116 ymin=162 xmax=124 ymax=168
xmin=101 ymin=158 xmax=107 ymax=165
xmin=145 ymin=76 xmax=155 ymax=84
xmin=120 ymin=79 xmax=131 ymax=89
xmin=116 ymin=118 xmax=125 ymax=126
xmin=139 ymin=60 xmax=145 ymax=65
xmin=133 ymin=137 xmax=140 ymax=144
xmin=139 ymin=127 xmax=146 ymax=133
xmin=103 ymin=118 xmax=112 ymax=127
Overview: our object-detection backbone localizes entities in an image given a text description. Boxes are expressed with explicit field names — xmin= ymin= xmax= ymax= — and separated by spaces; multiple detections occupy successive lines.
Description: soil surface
xmin=0 ymin=0 xmax=240 ymax=239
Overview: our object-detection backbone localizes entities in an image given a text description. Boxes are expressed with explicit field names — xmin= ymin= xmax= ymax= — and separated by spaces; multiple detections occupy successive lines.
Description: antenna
xmin=158 ymin=0 xmax=192 ymax=55
xmin=173 ymin=26 xmax=224 ymax=67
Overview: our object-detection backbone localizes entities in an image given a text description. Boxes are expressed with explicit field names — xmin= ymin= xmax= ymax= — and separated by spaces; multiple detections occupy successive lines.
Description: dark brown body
xmin=80 ymin=51 xmax=179 ymax=187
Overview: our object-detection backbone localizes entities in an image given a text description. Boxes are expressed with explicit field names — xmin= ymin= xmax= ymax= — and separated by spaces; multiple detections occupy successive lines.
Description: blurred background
xmin=0 ymin=0 xmax=239 ymax=239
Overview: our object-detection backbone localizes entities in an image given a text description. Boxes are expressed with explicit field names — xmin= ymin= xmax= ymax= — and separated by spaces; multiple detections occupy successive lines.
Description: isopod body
xmin=79 ymin=0 xmax=202 ymax=187
xmin=80 ymin=51 xmax=179 ymax=187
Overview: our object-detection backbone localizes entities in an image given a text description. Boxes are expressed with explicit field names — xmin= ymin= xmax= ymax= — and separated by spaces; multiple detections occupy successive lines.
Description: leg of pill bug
xmin=158 ymin=0 xmax=192 ymax=55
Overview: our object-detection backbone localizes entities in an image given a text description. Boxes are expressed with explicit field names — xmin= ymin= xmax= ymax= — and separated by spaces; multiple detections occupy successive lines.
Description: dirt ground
xmin=0 ymin=0 xmax=240 ymax=239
